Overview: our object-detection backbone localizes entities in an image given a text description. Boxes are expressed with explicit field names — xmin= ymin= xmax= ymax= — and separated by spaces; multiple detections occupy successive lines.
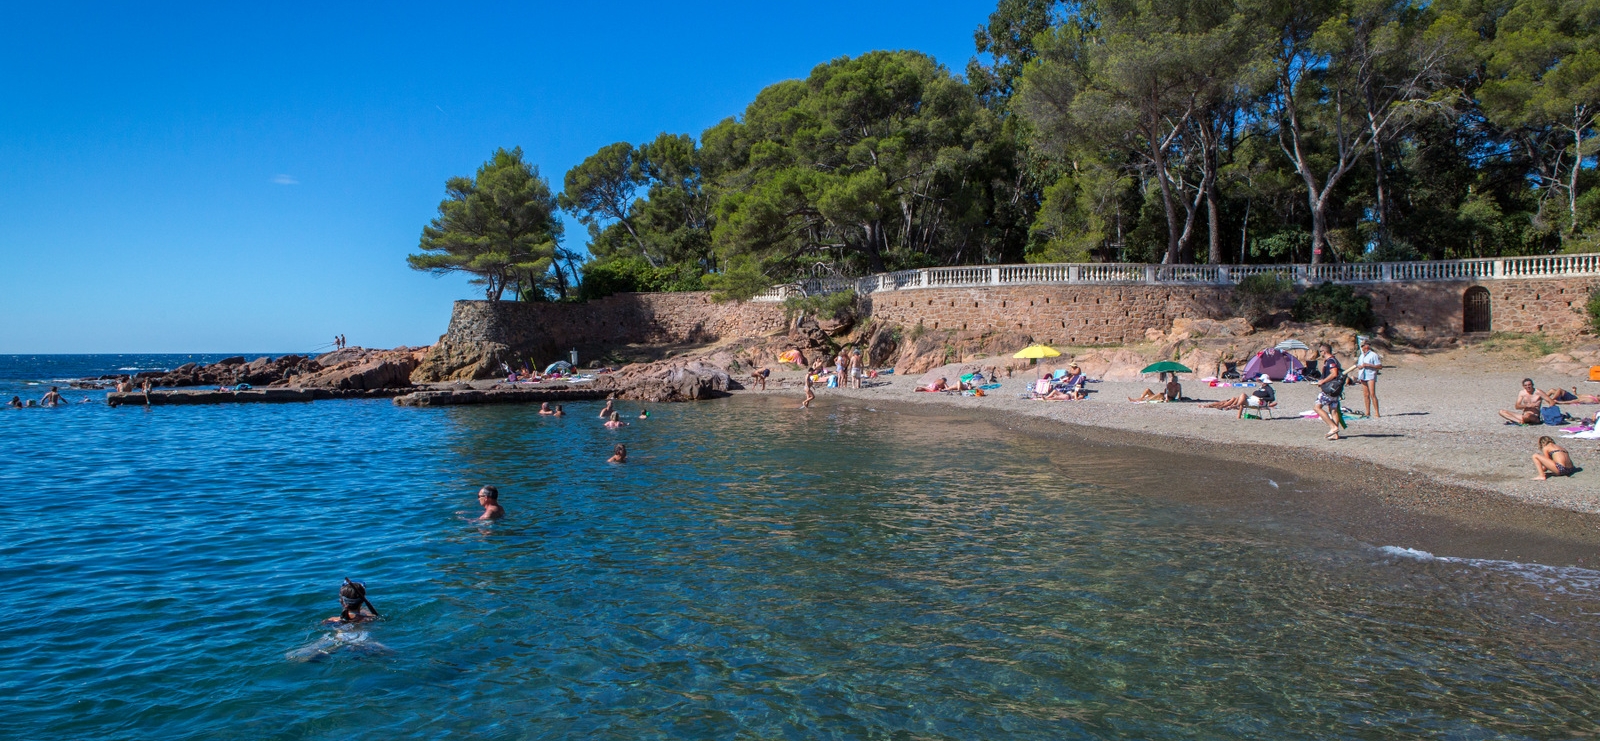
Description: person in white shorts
xmin=1353 ymin=336 xmax=1382 ymax=418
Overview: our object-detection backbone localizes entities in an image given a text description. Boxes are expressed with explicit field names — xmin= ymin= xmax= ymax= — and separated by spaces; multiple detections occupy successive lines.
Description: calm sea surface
xmin=2 ymin=355 xmax=1598 ymax=739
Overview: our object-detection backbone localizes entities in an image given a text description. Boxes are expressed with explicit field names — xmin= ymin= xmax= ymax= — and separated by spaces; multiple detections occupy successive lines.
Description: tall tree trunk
xmin=1570 ymin=109 xmax=1584 ymax=237
xmin=1238 ymin=197 xmax=1250 ymax=264
xmin=1372 ymin=142 xmax=1389 ymax=249
xmin=1152 ymin=150 xmax=1182 ymax=264
xmin=1205 ymin=173 xmax=1221 ymax=264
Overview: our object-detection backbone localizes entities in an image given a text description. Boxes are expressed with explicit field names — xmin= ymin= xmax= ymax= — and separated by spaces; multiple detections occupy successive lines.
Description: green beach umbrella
xmin=1139 ymin=361 xmax=1192 ymax=374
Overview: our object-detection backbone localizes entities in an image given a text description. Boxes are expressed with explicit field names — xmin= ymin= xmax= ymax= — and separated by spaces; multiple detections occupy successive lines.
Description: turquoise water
xmin=3 ymin=355 xmax=1599 ymax=739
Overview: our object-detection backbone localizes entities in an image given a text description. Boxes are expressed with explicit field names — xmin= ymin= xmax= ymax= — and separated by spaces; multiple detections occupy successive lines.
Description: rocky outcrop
xmin=602 ymin=360 xmax=736 ymax=402
xmin=411 ymin=340 xmax=513 ymax=383
xmin=292 ymin=349 xmax=424 ymax=391
xmin=98 ymin=355 xmax=322 ymax=387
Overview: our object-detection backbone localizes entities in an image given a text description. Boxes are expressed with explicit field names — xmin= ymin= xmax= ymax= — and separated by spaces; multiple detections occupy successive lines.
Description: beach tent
xmin=1239 ymin=348 xmax=1305 ymax=380
xmin=778 ymin=349 xmax=804 ymax=365
xmin=543 ymin=361 xmax=575 ymax=375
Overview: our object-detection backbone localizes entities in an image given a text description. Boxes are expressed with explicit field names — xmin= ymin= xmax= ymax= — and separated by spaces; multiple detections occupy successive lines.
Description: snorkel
xmin=339 ymin=577 xmax=379 ymax=620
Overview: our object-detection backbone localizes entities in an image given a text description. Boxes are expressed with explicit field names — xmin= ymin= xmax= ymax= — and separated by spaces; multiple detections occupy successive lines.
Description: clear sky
xmin=0 ymin=2 xmax=997 ymax=353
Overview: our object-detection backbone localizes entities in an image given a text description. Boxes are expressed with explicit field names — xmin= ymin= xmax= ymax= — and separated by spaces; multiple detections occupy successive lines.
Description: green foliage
xmin=1232 ymin=273 xmax=1295 ymax=324
xmin=782 ymin=290 xmax=860 ymax=323
xmin=1588 ymin=290 xmax=1600 ymax=332
xmin=1480 ymin=331 xmax=1564 ymax=357
xmin=1291 ymin=282 xmax=1377 ymax=329
xmin=578 ymin=256 xmax=704 ymax=300
xmin=408 ymin=147 xmax=563 ymax=301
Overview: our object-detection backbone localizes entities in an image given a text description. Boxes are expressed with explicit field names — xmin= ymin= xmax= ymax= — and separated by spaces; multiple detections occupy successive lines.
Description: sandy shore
xmin=747 ymin=349 xmax=1600 ymax=516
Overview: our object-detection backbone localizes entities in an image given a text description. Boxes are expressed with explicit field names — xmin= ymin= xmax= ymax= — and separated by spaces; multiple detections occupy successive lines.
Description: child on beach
xmin=1532 ymin=437 xmax=1577 ymax=480
xmin=608 ymin=444 xmax=627 ymax=463
xmin=477 ymin=485 xmax=504 ymax=520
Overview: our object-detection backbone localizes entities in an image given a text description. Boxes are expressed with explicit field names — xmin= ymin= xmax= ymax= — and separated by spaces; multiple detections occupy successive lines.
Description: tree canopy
xmin=409 ymin=148 xmax=564 ymax=301
xmin=419 ymin=0 xmax=1600 ymax=300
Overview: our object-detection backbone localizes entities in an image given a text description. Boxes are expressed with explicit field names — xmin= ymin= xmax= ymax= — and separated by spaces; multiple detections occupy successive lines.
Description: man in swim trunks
xmin=41 ymin=387 xmax=67 ymax=407
xmin=598 ymin=398 xmax=615 ymax=418
xmin=1532 ymin=436 xmax=1577 ymax=480
xmin=1499 ymin=378 xmax=1555 ymax=425
xmin=750 ymin=367 xmax=770 ymax=391
xmin=477 ymin=485 xmax=504 ymax=520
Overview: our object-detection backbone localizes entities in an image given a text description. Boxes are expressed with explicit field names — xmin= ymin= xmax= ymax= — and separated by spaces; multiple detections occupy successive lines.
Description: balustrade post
xmin=1217 ymin=266 xmax=1230 ymax=284
xmin=1493 ymin=259 xmax=1504 ymax=279
xmin=991 ymin=267 xmax=1001 ymax=285
xmin=1145 ymin=265 xmax=1158 ymax=284
xmin=1381 ymin=263 xmax=1393 ymax=282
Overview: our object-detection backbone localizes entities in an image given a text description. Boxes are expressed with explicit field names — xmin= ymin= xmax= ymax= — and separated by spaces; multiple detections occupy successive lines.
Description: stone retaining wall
xmin=439 ymin=278 xmax=1598 ymax=357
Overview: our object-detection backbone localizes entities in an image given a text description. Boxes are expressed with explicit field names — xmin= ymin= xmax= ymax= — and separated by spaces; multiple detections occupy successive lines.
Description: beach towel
xmin=1561 ymin=430 xmax=1600 ymax=439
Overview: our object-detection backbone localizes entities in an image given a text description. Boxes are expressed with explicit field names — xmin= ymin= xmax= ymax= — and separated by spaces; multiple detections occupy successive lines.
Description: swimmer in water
xmin=6 ymin=396 xmax=20 ymax=409
xmin=552 ymin=404 xmax=565 ymax=417
xmin=598 ymin=398 xmax=615 ymax=418
xmin=324 ymin=578 xmax=380 ymax=624
xmin=538 ymin=402 xmax=556 ymax=415
xmin=477 ymin=485 xmax=504 ymax=520
xmin=637 ymin=408 xmax=648 ymax=420
xmin=41 ymin=387 xmax=66 ymax=407
xmin=604 ymin=411 xmax=628 ymax=429
xmin=608 ymin=443 xmax=626 ymax=463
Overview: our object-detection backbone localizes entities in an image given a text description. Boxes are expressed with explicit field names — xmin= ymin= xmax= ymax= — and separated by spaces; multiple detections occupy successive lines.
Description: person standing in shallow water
xmin=800 ymin=372 xmax=815 ymax=409
xmin=598 ymin=398 xmax=615 ymax=418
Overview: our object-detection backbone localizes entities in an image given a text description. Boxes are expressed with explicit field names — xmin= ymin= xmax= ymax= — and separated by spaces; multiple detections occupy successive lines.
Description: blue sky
xmin=0 ymin=2 xmax=997 ymax=353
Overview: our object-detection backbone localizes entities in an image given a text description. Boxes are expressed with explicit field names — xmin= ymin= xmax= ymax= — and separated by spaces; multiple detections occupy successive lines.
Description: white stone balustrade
xmin=749 ymin=254 xmax=1600 ymax=302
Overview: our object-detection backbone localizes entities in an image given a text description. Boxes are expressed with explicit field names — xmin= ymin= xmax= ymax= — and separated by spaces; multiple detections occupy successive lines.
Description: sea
xmin=2 ymin=354 xmax=1598 ymax=739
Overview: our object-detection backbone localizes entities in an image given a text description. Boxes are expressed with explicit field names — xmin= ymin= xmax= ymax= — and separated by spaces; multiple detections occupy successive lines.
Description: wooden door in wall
xmin=1463 ymin=287 xmax=1491 ymax=333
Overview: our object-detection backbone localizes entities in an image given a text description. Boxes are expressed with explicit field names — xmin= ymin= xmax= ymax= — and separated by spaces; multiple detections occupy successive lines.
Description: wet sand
xmin=742 ymin=358 xmax=1600 ymax=566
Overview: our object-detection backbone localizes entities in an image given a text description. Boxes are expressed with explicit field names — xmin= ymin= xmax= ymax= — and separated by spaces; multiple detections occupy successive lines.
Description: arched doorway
xmin=1463 ymin=287 xmax=1491 ymax=333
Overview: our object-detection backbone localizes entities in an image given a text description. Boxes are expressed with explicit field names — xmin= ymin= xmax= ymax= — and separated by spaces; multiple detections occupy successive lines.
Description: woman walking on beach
xmin=800 ymin=372 xmax=815 ymax=409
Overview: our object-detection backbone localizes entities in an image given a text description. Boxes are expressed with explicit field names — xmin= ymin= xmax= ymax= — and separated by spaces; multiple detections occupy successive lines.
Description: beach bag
xmin=1319 ymin=374 xmax=1345 ymax=398
xmin=1541 ymin=405 xmax=1566 ymax=426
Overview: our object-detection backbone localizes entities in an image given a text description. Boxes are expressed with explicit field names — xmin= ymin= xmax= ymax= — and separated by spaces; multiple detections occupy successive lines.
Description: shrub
xmin=1588 ymin=290 xmax=1600 ymax=332
xmin=1231 ymin=273 xmax=1294 ymax=325
xmin=1291 ymin=281 xmax=1376 ymax=329
xmin=783 ymin=290 xmax=860 ymax=324
xmin=578 ymin=257 xmax=704 ymax=300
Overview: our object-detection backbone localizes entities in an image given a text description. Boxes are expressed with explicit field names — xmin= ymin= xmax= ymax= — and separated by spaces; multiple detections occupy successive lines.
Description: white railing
xmin=750 ymin=254 xmax=1600 ymax=301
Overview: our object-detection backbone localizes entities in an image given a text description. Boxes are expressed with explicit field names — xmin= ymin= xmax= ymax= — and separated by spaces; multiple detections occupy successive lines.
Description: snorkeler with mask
xmin=287 ymin=578 xmax=391 ymax=662
xmin=324 ymin=577 xmax=380 ymax=624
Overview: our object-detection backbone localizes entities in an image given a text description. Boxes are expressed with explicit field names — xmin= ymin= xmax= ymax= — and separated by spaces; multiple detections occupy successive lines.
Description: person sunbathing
xmin=1548 ymin=387 xmax=1600 ymax=404
xmin=1129 ymin=374 xmax=1182 ymax=402
xmin=1532 ymin=436 xmax=1576 ymax=480
xmin=1041 ymin=387 xmax=1078 ymax=400
xmin=1201 ymin=375 xmax=1275 ymax=415
xmin=916 ymin=377 xmax=949 ymax=393
xmin=1499 ymin=379 xmax=1555 ymax=424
